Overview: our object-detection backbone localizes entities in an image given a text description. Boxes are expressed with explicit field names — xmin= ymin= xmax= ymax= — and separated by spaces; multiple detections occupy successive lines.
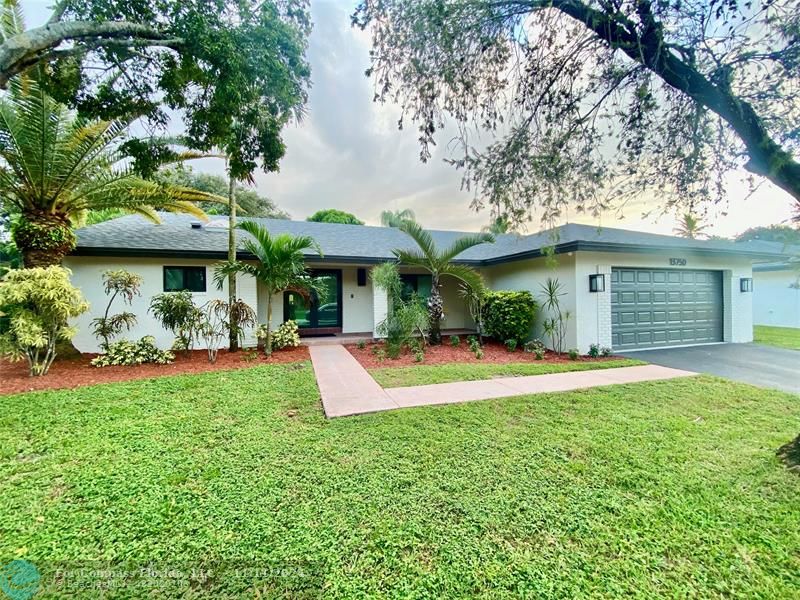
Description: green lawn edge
xmin=754 ymin=325 xmax=800 ymax=350
xmin=369 ymin=357 xmax=646 ymax=388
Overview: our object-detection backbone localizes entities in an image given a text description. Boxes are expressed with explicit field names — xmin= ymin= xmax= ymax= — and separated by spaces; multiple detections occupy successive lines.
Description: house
xmin=64 ymin=214 xmax=789 ymax=353
xmin=749 ymin=245 xmax=799 ymax=328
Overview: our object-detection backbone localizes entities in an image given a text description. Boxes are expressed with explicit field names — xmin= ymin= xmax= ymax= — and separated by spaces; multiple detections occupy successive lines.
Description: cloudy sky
xmin=22 ymin=0 xmax=797 ymax=235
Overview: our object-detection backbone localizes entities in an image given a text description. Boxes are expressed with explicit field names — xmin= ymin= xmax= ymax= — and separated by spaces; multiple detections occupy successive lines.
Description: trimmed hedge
xmin=483 ymin=290 xmax=537 ymax=344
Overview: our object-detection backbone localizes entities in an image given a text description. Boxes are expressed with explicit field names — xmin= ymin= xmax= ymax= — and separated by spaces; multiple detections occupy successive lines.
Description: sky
xmin=21 ymin=0 xmax=797 ymax=236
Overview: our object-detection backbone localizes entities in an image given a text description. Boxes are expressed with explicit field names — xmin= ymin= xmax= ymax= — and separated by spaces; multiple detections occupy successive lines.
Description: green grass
xmin=754 ymin=325 xmax=800 ymax=350
xmin=1 ymin=365 xmax=799 ymax=598
xmin=370 ymin=358 xmax=645 ymax=387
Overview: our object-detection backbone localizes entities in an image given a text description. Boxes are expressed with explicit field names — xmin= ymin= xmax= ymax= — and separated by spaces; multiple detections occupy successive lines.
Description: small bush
xmin=483 ymin=290 xmax=537 ymax=345
xmin=588 ymin=343 xmax=600 ymax=358
xmin=91 ymin=336 xmax=174 ymax=367
xmin=375 ymin=348 xmax=387 ymax=362
xmin=474 ymin=347 xmax=484 ymax=359
xmin=468 ymin=337 xmax=480 ymax=353
xmin=357 ymin=340 xmax=366 ymax=350
xmin=505 ymin=339 xmax=517 ymax=352
xmin=414 ymin=349 xmax=425 ymax=363
xmin=467 ymin=335 xmax=478 ymax=346
xmin=271 ymin=320 xmax=301 ymax=350
xmin=386 ymin=342 xmax=402 ymax=359
xmin=601 ymin=346 xmax=613 ymax=357
xmin=370 ymin=344 xmax=380 ymax=355
xmin=568 ymin=348 xmax=580 ymax=361
xmin=534 ymin=348 xmax=545 ymax=360
xmin=449 ymin=335 xmax=460 ymax=347
xmin=524 ymin=339 xmax=546 ymax=354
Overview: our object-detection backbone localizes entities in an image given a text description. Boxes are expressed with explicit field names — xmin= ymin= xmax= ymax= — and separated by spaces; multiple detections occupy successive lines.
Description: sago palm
xmin=0 ymin=76 xmax=223 ymax=266
xmin=673 ymin=213 xmax=708 ymax=239
xmin=394 ymin=220 xmax=494 ymax=344
xmin=214 ymin=220 xmax=322 ymax=355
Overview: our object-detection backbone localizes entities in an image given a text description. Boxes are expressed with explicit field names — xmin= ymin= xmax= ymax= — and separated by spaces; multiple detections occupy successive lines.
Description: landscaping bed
xmin=0 ymin=346 xmax=309 ymax=396
xmin=347 ymin=339 xmax=627 ymax=369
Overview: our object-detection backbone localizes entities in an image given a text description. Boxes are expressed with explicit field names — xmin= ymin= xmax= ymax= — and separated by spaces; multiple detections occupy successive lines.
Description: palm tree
xmin=673 ymin=213 xmax=709 ymax=239
xmin=214 ymin=221 xmax=321 ymax=356
xmin=482 ymin=215 xmax=511 ymax=234
xmin=394 ymin=220 xmax=494 ymax=344
xmin=380 ymin=208 xmax=416 ymax=228
xmin=0 ymin=76 xmax=224 ymax=267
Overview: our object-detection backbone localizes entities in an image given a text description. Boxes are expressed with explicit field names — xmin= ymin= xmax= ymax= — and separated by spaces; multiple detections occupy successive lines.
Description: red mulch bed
xmin=347 ymin=340 xmax=621 ymax=369
xmin=1 ymin=346 xmax=309 ymax=396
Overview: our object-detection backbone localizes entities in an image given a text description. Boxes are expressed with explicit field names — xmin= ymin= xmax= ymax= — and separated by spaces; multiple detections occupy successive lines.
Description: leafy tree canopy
xmin=0 ymin=0 xmax=312 ymax=180
xmin=157 ymin=167 xmax=289 ymax=219
xmin=307 ymin=209 xmax=364 ymax=225
xmin=735 ymin=225 xmax=800 ymax=245
xmin=354 ymin=0 xmax=800 ymax=225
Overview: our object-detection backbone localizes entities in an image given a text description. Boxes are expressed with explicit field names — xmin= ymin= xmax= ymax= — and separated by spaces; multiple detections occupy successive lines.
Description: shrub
xmin=149 ymin=291 xmax=203 ymax=354
xmin=524 ymin=339 xmax=546 ymax=354
xmin=467 ymin=336 xmax=480 ymax=353
xmin=199 ymin=299 xmax=256 ymax=363
xmin=271 ymin=320 xmax=301 ymax=351
xmin=375 ymin=348 xmax=387 ymax=362
xmin=568 ymin=348 xmax=580 ymax=360
xmin=540 ymin=278 xmax=571 ymax=354
xmin=449 ymin=334 xmax=460 ymax=347
xmin=601 ymin=346 xmax=613 ymax=357
xmin=534 ymin=348 xmax=545 ymax=360
xmin=414 ymin=349 xmax=425 ymax=362
xmin=91 ymin=336 xmax=174 ymax=367
xmin=0 ymin=266 xmax=89 ymax=376
xmin=588 ymin=343 xmax=600 ymax=359
xmin=505 ymin=339 xmax=517 ymax=352
xmin=91 ymin=269 xmax=143 ymax=350
xmin=483 ymin=290 xmax=537 ymax=345
xmin=372 ymin=262 xmax=430 ymax=350
xmin=357 ymin=340 xmax=366 ymax=350
xmin=386 ymin=341 xmax=402 ymax=359
xmin=474 ymin=347 xmax=484 ymax=359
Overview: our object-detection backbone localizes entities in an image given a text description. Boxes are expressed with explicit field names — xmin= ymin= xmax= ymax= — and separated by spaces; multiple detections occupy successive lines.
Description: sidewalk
xmin=310 ymin=345 xmax=696 ymax=418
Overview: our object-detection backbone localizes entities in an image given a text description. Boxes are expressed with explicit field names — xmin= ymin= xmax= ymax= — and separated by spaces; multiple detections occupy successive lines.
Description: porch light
xmin=589 ymin=273 xmax=605 ymax=293
xmin=740 ymin=277 xmax=753 ymax=293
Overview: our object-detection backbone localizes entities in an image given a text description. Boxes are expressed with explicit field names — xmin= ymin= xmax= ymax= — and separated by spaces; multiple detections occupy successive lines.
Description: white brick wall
xmin=372 ymin=283 xmax=388 ymax=338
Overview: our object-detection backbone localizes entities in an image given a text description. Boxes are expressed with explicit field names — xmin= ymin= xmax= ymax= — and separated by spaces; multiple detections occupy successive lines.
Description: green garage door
xmin=611 ymin=268 xmax=723 ymax=350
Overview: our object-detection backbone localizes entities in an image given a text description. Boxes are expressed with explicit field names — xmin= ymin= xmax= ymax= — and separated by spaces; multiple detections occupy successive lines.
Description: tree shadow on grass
xmin=777 ymin=434 xmax=800 ymax=474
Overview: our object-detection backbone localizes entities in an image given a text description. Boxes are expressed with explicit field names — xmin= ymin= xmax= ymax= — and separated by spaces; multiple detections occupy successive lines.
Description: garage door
xmin=611 ymin=268 xmax=723 ymax=350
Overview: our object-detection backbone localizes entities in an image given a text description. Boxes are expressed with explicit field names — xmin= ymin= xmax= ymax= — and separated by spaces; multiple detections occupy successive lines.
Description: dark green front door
xmin=283 ymin=270 xmax=342 ymax=333
xmin=611 ymin=268 xmax=723 ymax=350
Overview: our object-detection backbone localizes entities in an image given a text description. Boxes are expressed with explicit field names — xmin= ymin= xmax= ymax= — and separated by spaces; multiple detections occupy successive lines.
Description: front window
xmin=163 ymin=266 xmax=206 ymax=292
xmin=400 ymin=274 xmax=432 ymax=302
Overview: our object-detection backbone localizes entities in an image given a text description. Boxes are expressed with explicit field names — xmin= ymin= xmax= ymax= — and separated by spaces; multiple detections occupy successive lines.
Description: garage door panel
xmin=611 ymin=267 xmax=723 ymax=350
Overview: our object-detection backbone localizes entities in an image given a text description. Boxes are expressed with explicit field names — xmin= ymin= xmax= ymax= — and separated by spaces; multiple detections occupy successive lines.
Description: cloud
xmin=18 ymin=0 xmax=797 ymax=236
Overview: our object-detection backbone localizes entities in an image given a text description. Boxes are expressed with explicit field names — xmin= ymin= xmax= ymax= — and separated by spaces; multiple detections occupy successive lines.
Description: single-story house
xmin=65 ymin=214 xmax=790 ymax=353
xmin=746 ymin=241 xmax=799 ymax=328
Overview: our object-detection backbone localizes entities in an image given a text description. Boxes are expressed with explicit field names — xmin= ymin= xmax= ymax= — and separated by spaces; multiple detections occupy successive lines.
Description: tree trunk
xmin=427 ymin=277 xmax=443 ymax=345
xmin=227 ymin=171 xmax=239 ymax=352
xmin=14 ymin=213 xmax=76 ymax=268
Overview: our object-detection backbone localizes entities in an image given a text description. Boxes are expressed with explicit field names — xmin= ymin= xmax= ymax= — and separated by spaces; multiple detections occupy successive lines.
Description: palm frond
xmin=392 ymin=248 xmax=431 ymax=269
xmin=398 ymin=219 xmax=437 ymax=260
xmin=439 ymin=232 xmax=495 ymax=265
xmin=439 ymin=264 xmax=486 ymax=292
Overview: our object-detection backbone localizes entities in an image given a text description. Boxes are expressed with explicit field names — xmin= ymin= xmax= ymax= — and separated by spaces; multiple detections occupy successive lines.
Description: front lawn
xmin=2 ymin=365 xmax=799 ymax=597
xmin=370 ymin=357 xmax=645 ymax=387
xmin=754 ymin=325 xmax=800 ymax=350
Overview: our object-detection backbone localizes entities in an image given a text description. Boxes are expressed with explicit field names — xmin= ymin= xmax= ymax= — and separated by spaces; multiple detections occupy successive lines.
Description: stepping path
xmin=310 ymin=345 xmax=697 ymax=418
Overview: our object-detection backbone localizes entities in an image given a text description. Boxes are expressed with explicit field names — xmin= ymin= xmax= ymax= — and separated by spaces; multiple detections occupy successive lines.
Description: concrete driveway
xmin=620 ymin=343 xmax=799 ymax=394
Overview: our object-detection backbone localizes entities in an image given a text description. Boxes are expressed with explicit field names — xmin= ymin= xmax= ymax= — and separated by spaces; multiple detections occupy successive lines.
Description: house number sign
xmin=669 ymin=258 xmax=687 ymax=266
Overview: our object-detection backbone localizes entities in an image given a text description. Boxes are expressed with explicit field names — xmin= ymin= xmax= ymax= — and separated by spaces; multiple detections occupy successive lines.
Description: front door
xmin=283 ymin=270 xmax=342 ymax=335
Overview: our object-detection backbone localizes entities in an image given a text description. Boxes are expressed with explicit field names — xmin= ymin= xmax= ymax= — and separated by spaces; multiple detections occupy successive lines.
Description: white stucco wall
xmin=64 ymin=256 xmax=259 ymax=352
xmin=753 ymin=269 xmax=800 ymax=328
xmin=485 ymin=254 xmax=578 ymax=349
xmin=484 ymin=251 xmax=755 ymax=353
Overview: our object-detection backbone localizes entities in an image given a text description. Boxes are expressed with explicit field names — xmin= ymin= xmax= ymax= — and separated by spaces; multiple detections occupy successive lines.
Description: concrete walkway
xmin=310 ymin=345 xmax=697 ymax=418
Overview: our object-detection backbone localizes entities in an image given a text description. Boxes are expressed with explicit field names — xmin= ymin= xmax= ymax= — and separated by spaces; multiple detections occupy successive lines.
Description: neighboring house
xmin=65 ymin=214 xmax=789 ymax=353
xmin=747 ymin=242 xmax=800 ymax=328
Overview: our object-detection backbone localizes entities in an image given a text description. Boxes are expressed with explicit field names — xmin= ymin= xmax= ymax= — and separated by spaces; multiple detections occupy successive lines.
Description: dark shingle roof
xmin=73 ymin=213 xmax=790 ymax=264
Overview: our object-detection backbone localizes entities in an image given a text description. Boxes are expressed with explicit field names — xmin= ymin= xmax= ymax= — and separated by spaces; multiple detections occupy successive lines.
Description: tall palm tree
xmin=673 ymin=213 xmax=709 ymax=239
xmin=380 ymin=208 xmax=416 ymax=227
xmin=0 ymin=76 xmax=223 ymax=267
xmin=482 ymin=215 xmax=512 ymax=234
xmin=214 ymin=221 xmax=322 ymax=356
xmin=394 ymin=220 xmax=494 ymax=344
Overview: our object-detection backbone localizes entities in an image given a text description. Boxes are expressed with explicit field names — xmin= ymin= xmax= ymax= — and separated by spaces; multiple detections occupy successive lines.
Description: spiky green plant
xmin=394 ymin=220 xmax=494 ymax=344
xmin=0 ymin=76 xmax=224 ymax=266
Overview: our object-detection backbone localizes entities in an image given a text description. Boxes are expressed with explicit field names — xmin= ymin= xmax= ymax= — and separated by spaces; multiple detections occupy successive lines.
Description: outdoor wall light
xmin=589 ymin=273 xmax=605 ymax=293
xmin=740 ymin=277 xmax=753 ymax=293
